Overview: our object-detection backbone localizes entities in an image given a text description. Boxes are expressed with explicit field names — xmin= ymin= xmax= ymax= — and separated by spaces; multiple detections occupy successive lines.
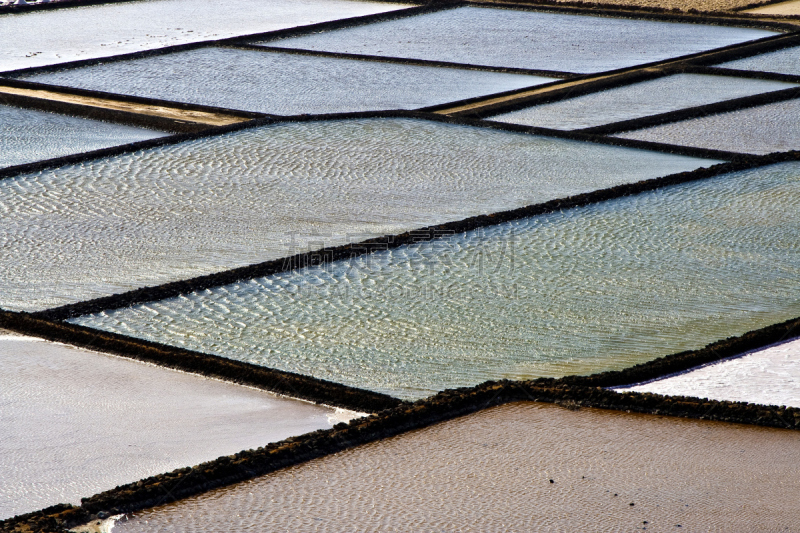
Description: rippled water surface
xmin=0 ymin=0 xmax=408 ymax=71
xmin=265 ymin=6 xmax=775 ymax=74
xmin=74 ymin=163 xmax=800 ymax=399
xmin=718 ymin=46 xmax=800 ymax=76
xmin=0 ymin=104 xmax=163 ymax=168
xmin=0 ymin=334 xmax=352 ymax=519
xmin=0 ymin=118 xmax=713 ymax=312
xmin=619 ymin=337 xmax=800 ymax=408
xmin=492 ymin=74 xmax=796 ymax=130
xmin=20 ymin=47 xmax=550 ymax=115
xmin=616 ymin=99 xmax=800 ymax=154
xmin=108 ymin=402 xmax=800 ymax=532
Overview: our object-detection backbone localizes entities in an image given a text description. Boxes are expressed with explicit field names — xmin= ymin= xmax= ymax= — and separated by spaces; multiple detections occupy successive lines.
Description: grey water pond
xmin=19 ymin=47 xmax=552 ymax=115
xmin=0 ymin=104 xmax=163 ymax=168
xmin=0 ymin=333 xmax=355 ymax=520
xmin=490 ymin=73 xmax=796 ymax=130
xmin=0 ymin=0 xmax=408 ymax=72
xmin=263 ymin=6 xmax=776 ymax=74
xmin=718 ymin=46 xmax=800 ymax=76
xmin=615 ymin=98 xmax=800 ymax=155
xmin=72 ymin=163 xmax=800 ymax=400
xmin=0 ymin=118 xmax=713 ymax=313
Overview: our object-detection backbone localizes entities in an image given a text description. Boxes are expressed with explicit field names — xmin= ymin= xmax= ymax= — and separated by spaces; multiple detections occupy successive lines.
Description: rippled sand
xmin=0 ymin=0 xmax=408 ymax=72
xmin=619 ymin=337 xmax=800 ymax=407
xmin=74 ymin=163 xmax=800 ymax=399
xmin=718 ymin=46 xmax=800 ymax=76
xmin=266 ymin=6 xmax=776 ymax=74
xmin=21 ymin=47 xmax=552 ymax=115
xmin=0 ymin=104 xmax=163 ymax=168
xmin=0 ymin=334 xmax=352 ymax=519
xmin=0 ymin=118 xmax=713 ymax=312
xmin=616 ymin=98 xmax=800 ymax=154
xmin=744 ymin=0 xmax=800 ymax=14
xmin=491 ymin=73 xmax=796 ymax=130
xmin=108 ymin=402 xmax=800 ymax=532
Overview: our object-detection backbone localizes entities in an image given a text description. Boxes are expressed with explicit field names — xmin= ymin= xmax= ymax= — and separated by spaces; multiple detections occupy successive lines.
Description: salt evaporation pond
xmin=718 ymin=46 xmax=800 ymax=76
xmin=615 ymin=98 xmax=800 ymax=154
xmin=19 ymin=47 xmax=551 ymax=115
xmin=0 ymin=104 xmax=163 ymax=168
xmin=103 ymin=402 xmax=800 ymax=532
xmin=73 ymin=163 xmax=800 ymax=399
xmin=0 ymin=0 xmax=409 ymax=72
xmin=0 ymin=332 xmax=353 ymax=520
xmin=491 ymin=73 xmax=796 ymax=130
xmin=618 ymin=337 xmax=800 ymax=408
xmin=0 ymin=118 xmax=714 ymax=313
xmin=264 ymin=6 xmax=776 ymax=74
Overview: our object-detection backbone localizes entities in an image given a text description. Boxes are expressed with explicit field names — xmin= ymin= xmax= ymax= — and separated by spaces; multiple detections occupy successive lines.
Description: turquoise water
xmin=20 ymin=47 xmax=552 ymax=115
xmin=0 ymin=118 xmax=713 ymax=312
xmin=73 ymin=163 xmax=800 ymax=399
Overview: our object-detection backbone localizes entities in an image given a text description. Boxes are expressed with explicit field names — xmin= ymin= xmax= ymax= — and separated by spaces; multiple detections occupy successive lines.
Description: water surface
xmin=0 ymin=0 xmax=409 ymax=71
xmin=0 ymin=104 xmax=163 ymax=168
xmin=492 ymin=73 xmax=796 ymax=130
xmin=107 ymin=402 xmax=800 ymax=532
xmin=20 ymin=47 xmax=551 ymax=115
xmin=265 ymin=6 xmax=776 ymax=74
xmin=0 ymin=118 xmax=712 ymax=312
xmin=616 ymin=99 xmax=800 ymax=154
xmin=0 ymin=335 xmax=353 ymax=519
xmin=73 ymin=163 xmax=800 ymax=399
xmin=718 ymin=46 xmax=800 ymax=76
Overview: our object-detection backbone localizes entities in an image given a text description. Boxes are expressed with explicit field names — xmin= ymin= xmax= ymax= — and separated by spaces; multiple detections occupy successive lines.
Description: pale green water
xmin=72 ymin=163 xmax=800 ymax=399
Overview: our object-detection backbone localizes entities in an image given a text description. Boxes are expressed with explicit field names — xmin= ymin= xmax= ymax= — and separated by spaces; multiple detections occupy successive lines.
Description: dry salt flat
xmin=0 ymin=332 xmax=356 ymax=519
xmin=618 ymin=337 xmax=800 ymax=408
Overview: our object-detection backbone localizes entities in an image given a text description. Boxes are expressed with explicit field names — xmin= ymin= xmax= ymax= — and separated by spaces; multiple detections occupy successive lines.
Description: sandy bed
xmin=107 ymin=402 xmax=800 ymax=532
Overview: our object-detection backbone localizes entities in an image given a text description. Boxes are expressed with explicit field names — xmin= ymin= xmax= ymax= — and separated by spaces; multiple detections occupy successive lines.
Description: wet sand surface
xmin=0 ymin=0 xmax=409 ymax=72
xmin=490 ymin=73 xmax=796 ymax=130
xmin=266 ymin=6 xmax=775 ymax=74
xmin=619 ymin=337 xmax=800 ymax=408
xmin=0 ymin=103 xmax=164 ymax=168
xmin=744 ymin=0 xmax=800 ymax=14
xmin=108 ymin=402 xmax=800 ymax=532
xmin=0 ymin=118 xmax=713 ymax=312
xmin=74 ymin=163 xmax=800 ymax=400
xmin=0 ymin=334 xmax=353 ymax=519
xmin=615 ymin=98 xmax=800 ymax=154
xmin=20 ymin=47 xmax=551 ymax=116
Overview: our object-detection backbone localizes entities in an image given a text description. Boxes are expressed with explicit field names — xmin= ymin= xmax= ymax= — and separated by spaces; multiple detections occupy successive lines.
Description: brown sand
xmin=745 ymin=0 xmax=800 ymax=13
xmin=108 ymin=402 xmax=800 ymax=532
xmin=479 ymin=0 xmax=772 ymax=13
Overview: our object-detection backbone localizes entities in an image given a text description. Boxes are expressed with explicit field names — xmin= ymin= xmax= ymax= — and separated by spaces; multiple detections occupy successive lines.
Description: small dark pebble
xmin=643 ymin=521 xmax=648 ymax=524
xmin=630 ymin=503 xmax=635 ymax=506
xmin=549 ymin=479 xmax=554 ymax=483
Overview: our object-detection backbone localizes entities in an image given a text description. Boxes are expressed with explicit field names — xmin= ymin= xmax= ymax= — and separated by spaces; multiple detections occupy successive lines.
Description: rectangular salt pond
xmin=263 ymin=6 xmax=776 ymax=74
xmin=615 ymin=98 xmax=800 ymax=154
xmin=0 ymin=104 xmax=163 ymax=168
xmin=618 ymin=337 xmax=800 ymax=408
xmin=0 ymin=118 xmax=715 ymax=313
xmin=718 ymin=46 xmax=800 ymax=76
xmin=98 ymin=403 xmax=800 ymax=532
xmin=490 ymin=73 xmax=796 ymax=130
xmin=0 ymin=0 xmax=409 ymax=72
xmin=73 ymin=162 xmax=800 ymax=400
xmin=0 ymin=331 xmax=354 ymax=519
xmin=18 ymin=47 xmax=552 ymax=115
